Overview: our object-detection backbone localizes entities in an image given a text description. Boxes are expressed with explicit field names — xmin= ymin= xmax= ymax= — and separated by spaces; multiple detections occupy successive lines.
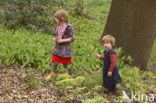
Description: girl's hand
xmin=53 ymin=37 xmax=58 ymax=42
xmin=107 ymin=72 xmax=112 ymax=77
xmin=95 ymin=53 xmax=100 ymax=58
xmin=57 ymin=38 xmax=64 ymax=43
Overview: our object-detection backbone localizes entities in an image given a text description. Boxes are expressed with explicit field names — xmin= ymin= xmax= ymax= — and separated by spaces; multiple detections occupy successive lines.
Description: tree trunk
xmin=102 ymin=0 xmax=156 ymax=70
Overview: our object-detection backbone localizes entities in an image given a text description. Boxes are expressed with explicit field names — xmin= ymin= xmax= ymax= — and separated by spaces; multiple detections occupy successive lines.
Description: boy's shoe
xmin=108 ymin=90 xmax=117 ymax=98
xmin=45 ymin=71 xmax=54 ymax=80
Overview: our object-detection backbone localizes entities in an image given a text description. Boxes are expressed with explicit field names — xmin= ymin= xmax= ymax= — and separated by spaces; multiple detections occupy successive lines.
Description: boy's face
xmin=103 ymin=41 xmax=112 ymax=50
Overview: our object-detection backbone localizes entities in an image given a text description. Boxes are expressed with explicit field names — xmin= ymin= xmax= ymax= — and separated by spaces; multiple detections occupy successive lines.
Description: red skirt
xmin=52 ymin=56 xmax=71 ymax=64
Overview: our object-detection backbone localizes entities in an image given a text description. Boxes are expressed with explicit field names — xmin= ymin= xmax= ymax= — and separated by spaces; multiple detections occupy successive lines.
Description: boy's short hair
xmin=54 ymin=10 xmax=68 ymax=22
xmin=101 ymin=34 xmax=115 ymax=46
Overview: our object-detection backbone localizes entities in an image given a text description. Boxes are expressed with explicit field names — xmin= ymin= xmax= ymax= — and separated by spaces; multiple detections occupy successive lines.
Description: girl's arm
xmin=57 ymin=25 xmax=75 ymax=43
xmin=53 ymin=37 xmax=58 ymax=42
xmin=57 ymin=37 xmax=73 ymax=43
xmin=62 ymin=38 xmax=73 ymax=42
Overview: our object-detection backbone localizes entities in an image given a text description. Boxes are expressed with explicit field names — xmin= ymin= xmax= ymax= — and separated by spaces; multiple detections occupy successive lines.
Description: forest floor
xmin=0 ymin=66 xmax=64 ymax=103
xmin=0 ymin=66 xmax=99 ymax=103
xmin=0 ymin=65 xmax=156 ymax=103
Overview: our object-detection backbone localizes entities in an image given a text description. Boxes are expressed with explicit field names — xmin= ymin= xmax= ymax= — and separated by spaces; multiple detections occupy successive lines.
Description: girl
xmin=95 ymin=35 xmax=122 ymax=96
xmin=46 ymin=10 xmax=74 ymax=80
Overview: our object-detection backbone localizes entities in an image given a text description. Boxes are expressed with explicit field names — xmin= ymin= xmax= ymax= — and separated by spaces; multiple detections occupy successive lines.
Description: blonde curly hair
xmin=101 ymin=35 xmax=115 ymax=46
xmin=54 ymin=10 xmax=68 ymax=22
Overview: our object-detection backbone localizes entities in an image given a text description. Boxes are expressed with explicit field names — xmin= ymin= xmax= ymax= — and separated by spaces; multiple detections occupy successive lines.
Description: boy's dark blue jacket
xmin=103 ymin=49 xmax=122 ymax=90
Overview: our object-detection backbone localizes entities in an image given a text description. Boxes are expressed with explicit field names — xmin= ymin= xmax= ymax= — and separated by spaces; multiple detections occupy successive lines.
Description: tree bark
xmin=102 ymin=0 xmax=156 ymax=70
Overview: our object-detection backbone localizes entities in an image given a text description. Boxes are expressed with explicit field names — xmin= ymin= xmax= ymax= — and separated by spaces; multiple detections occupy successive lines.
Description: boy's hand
xmin=95 ymin=53 xmax=100 ymax=58
xmin=108 ymin=72 xmax=112 ymax=77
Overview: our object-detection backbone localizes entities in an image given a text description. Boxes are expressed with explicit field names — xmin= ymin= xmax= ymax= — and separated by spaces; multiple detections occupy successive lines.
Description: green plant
xmin=1 ymin=0 xmax=57 ymax=33
xmin=0 ymin=0 xmax=86 ymax=33
xmin=82 ymin=96 xmax=109 ymax=103
xmin=120 ymin=66 xmax=146 ymax=94
xmin=66 ymin=87 xmax=87 ymax=101
xmin=0 ymin=25 xmax=53 ymax=72
xmin=84 ymin=0 xmax=111 ymax=14
xmin=56 ymin=75 xmax=85 ymax=92
xmin=24 ymin=71 xmax=38 ymax=89
xmin=126 ymin=55 xmax=134 ymax=64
